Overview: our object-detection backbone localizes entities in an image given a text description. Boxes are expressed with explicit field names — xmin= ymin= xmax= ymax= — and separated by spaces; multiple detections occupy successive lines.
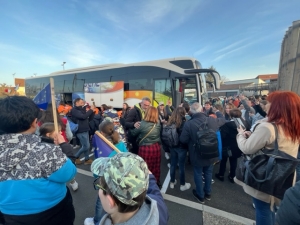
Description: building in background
xmin=208 ymin=74 xmax=277 ymax=97
xmin=0 ymin=78 xmax=25 ymax=98
xmin=278 ymin=20 xmax=300 ymax=95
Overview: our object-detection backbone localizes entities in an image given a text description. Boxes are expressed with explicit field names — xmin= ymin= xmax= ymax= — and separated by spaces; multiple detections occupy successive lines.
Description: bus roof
xmin=25 ymin=57 xmax=198 ymax=79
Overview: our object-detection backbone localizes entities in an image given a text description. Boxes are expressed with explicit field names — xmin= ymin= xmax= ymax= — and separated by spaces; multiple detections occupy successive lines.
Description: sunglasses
xmin=93 ymin=177 xmax=107 ymax=194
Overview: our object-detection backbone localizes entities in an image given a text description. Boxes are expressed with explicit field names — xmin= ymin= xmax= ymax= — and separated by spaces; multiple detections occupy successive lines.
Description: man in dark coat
xmin=180 ymin=102 xmax=225 ymax=204
xmin=125 ymin=97 xmax=151 ymax=154
xmin=71 ymin=98 xmax=93 ymax=165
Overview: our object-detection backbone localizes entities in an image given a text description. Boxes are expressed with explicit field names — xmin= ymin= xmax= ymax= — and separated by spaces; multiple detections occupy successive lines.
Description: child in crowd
xmin=84 ymin=120 xmax=128 ymax=225
xmin=39 ymin=123 xmax=79 ymax=191
xmin=91 ymin=153 xmax=169 ymax=225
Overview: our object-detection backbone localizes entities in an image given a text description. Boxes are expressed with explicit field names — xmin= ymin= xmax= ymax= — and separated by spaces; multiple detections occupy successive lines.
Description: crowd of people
xmin=0 ymin=91 xmax=300 ymax=225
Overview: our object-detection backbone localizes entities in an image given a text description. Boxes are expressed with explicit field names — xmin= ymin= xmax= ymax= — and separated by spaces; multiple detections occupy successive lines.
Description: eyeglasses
xmin=93 ymin=177 xmax=107 ymax=194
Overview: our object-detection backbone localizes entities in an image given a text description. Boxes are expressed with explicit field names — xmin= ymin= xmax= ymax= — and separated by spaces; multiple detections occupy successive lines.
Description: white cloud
xmin=214 ymin=38 xmax=250 ymax=54
xmin=212 ymin=43 xmax=253 ymax=62
xmin=194 ymin=46 xmax=210 ymax=56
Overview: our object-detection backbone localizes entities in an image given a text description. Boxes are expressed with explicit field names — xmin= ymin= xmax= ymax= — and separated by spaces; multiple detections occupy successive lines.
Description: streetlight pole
xmin=61 ymin=62 xmax=66 ymax=70
xmin=12 ymin=73 xmax=15 ymax=85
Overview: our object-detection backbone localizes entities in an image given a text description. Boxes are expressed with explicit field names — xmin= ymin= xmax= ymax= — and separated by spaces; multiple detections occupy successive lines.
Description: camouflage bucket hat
xmin=91 ymin=152 xmax=149 ymax=206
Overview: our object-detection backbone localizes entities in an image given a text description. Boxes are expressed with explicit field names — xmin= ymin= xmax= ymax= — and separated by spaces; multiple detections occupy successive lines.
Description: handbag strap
xmin=139 ymin=124 xmax=156 ymax=145
xmin=245 ymin=157 xmax=275 ymax=182
xmin=271 ymin=123 xmax=279 ymax=152
xmin=244 ymin=123 xmax=279 ymax=183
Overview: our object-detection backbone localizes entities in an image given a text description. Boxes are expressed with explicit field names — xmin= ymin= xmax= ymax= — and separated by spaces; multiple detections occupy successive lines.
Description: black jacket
xmin=121 ymin=108 xmax=131 ymax=119
xmin=176 ymin=117 xmax=188 ymax=149
xmin=41 ymin=136 xmax=76 ymax=164
xmin=253 ymin=104 xmax=267 ymax=118
xmin=89 ymin=114 xmax=103 ymax=135
xmin=276 ymin=180 xmax=300 ymax=225
xmin=180 ymin=112 xmax=226 ymax=167
xmin=71 ymin=106 xmax=93 ymax=133
xmin=125 ymin=104 xmax=143 ymax=129
xmin=220 ymin=120 xmax=242 ymax=158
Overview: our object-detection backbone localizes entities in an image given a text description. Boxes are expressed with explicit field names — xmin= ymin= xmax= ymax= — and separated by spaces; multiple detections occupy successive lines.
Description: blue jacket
xmin=180 ymin=112 xmax=225 ymax=167
xmin=147 ymin=174 xmax=169 ymax=225
xmin=0 ymin=134 xmax=76 ymax=215
xmin=276 ymin=180 xmax=300 ymax=225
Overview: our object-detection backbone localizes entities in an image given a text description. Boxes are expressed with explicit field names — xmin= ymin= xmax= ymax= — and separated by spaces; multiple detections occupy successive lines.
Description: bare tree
xmin=220 ymin=75 xmax=230 ymax=84
xmin=205 ymin=66 xmax=216 ymax=86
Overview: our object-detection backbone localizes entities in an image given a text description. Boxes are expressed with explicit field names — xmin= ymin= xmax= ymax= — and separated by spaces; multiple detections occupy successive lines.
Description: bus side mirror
xmin=184 ymin=69 xmax=221 ymax=90
xmin=211 ymin=72 xmax=220 ymax=89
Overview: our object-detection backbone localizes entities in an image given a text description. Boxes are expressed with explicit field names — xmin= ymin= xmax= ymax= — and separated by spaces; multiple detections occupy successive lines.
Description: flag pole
xmin=50 ymin=78 xmax=59 ymax=133
xmin=95 ymin=131 xmax=121 ymax=153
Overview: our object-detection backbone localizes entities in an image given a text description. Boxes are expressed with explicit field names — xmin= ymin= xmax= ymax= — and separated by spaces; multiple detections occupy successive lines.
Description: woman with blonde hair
xmin=235 ymin=91 xmax=300 ymax=225
xmin=131 ymin=106 xmax=162 ymax=186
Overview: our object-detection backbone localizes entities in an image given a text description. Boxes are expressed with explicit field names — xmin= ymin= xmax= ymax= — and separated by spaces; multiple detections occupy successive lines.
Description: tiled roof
xmin=255 ymin=74 xmax=278 ymax=80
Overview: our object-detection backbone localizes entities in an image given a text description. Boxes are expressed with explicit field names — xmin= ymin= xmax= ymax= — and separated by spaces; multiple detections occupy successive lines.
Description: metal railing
xmin=239 ymin=82 xmax=278 ymax=93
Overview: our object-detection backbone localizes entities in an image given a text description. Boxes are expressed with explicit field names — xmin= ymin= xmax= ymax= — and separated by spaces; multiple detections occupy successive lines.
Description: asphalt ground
xmin=71 ymin=146 xmax=256 ymax=225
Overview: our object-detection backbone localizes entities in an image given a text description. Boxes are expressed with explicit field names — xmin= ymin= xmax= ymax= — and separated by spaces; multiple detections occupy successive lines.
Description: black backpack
xmin=161 ymin=124 xmax=179 ymax=147
xmin=194 ymin=118 xmax=219 ymax=159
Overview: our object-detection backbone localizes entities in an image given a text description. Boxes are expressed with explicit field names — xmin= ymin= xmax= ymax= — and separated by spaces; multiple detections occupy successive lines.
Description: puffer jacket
xmin=131 ymin=121 xmax=161 ymax=146
xmin=0 ymin=133 xmax=76 ymax=217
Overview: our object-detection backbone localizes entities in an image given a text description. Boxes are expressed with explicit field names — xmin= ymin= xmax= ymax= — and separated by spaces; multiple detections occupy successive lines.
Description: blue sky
xmin=1 ymin=0 xmax=300 ymax=86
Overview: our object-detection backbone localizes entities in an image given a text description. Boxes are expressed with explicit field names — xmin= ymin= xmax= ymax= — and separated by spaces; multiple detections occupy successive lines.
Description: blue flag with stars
xmin=33 ymin=83 xmax=51 ymax=110
xmin=92 ymin=134 xmax=113 ymax=158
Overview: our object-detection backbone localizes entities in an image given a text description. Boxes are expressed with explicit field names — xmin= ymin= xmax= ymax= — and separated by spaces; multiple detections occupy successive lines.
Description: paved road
xmin=70 ymin=147 xmax=256 ymax=225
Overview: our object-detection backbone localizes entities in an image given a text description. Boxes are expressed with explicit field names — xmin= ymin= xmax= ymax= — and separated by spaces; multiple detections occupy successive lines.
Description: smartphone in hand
xmin=233 ymin=118 xmax=246 ymax=130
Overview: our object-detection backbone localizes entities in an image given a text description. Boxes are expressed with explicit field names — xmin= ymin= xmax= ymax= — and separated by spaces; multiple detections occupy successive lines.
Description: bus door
xmin=172 ymin=76 xmax=199 ymax=107
xmin=153 ymin=79 xmax=172 ymax=107
xmin=61 ymin=93 xmax=73 ymax=105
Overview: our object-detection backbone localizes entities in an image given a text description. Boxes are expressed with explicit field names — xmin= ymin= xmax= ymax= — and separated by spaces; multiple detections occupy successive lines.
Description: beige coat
xmin=234 ymin=119 xmax=299 ymax=204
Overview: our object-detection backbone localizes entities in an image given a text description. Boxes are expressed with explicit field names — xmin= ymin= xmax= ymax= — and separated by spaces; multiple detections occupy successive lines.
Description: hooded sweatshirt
xmin=0 ymin=133 xmax=76 ymax=215
xmin=98 ymin=174 xmax=168 ymax=225
xmin=99 ymin=196 xmax=159 ymax=225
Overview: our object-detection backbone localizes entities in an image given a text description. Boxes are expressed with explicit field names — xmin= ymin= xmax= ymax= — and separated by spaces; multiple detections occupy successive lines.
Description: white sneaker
xmin=167 ymin=163 xmax=170 ymax=168
xmin=170 ymin=180 xmax=177 ymax=189
xmin=165 ymin=152 xmax=170 ymax=160
xmin=70 ymin=180 xmax=78 ymax=191
xmin=180 ymin=183 xmax=191 ymax=191
xmin=84 ymin=217 xmax=95 ymax=225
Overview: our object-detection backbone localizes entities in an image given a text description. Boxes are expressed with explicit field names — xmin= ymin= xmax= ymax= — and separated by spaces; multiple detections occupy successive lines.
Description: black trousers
xmin=130 ymin=141 xmax=139 ymax=155
xmin=3 ymin=187 xmax=75 ymax=225
xmin=218 ymin=155 xmax=238 ymax=178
